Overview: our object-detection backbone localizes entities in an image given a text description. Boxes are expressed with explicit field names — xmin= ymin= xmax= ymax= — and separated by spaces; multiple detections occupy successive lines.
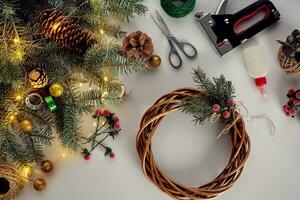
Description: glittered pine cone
xmin=278 ymin=29 xmax=300 ymax=75
xmin=123 ymin=31 xmax=154 ymax=58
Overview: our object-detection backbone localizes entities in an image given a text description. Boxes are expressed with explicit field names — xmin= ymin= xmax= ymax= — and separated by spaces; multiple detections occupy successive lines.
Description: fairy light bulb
xmin=15 ymin=94 xmax=23 ymax=102
xmin=78 ymin=82 xmax=83 ymax=87
xmin=102 ymin=91 xmax=108 ymax=97
xmin=99 ymin=28 xmax=105 ymax=35
xmin=52 ymin=22 xmax=61 ymax=31
xmin=13 ymin=37 xmax=21 ymax=44
xmin=103 ymin=76 xmax=108 ymax=82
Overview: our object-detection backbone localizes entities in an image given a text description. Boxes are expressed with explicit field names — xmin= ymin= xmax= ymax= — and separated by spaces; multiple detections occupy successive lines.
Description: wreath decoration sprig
xmin=136 ymin=69 xmax=251 ymax=200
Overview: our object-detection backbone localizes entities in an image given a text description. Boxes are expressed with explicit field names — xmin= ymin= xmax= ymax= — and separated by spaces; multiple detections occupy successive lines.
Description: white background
xmin=19 ymin=0 xmax=300 ymax=200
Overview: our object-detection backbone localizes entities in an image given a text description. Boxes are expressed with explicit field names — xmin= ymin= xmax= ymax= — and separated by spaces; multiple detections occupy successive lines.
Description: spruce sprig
xmin=182 ymin=68 xmax=235 ymax=124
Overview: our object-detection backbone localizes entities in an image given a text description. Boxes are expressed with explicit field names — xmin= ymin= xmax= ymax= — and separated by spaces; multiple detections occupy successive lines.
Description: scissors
xmin=151 ymin=11 xmax=198 ymax=69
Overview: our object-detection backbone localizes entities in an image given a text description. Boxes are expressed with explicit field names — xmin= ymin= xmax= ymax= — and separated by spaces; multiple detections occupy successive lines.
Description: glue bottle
xmin=242 ymin=39 xmax=268 ymax=98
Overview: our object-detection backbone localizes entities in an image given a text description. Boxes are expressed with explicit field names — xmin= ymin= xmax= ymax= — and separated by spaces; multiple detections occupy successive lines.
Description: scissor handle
xmin=168 ymin=38 xmax=183 ymax=69
xmin=171 ymin=37 xmax=198 ymax=59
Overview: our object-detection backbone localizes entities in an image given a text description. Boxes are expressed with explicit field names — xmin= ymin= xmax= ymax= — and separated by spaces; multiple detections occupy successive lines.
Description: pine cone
xmin=123 ymin=31 xmax=154 ymax=58
xmin=280 ymin=29 xmax=300 ymax=61
xmin=37 ymin=9 xmax=97 ymax=53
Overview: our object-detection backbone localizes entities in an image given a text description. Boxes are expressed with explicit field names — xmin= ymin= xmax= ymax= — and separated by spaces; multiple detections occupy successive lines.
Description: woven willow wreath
xmin=136 ymin=70 xmax=251 ymax=200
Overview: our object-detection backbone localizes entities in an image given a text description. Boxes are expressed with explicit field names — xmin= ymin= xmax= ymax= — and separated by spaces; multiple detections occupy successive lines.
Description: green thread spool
xmin=161 ymin=0 xmax=196 ymax=18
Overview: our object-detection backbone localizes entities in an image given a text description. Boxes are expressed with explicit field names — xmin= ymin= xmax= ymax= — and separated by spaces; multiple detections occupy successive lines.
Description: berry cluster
xmin=283 ymin=29 xmax=300 ymax=61
xmin=283 ymin=89 xmax=300 ymax=117
xmin=212 ymin=98 xmax=235 ymax=122
xmin=82 ymin=109 xmax=121 ymax=160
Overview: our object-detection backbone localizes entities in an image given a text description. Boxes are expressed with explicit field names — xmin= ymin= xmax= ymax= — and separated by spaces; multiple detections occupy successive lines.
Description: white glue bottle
xmin=242 ymin=39 xmax=268 ymax=98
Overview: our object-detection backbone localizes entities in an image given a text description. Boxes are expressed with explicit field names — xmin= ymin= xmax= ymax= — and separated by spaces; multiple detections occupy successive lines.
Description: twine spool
xmin=136 ymin=88 xmax=251 ymax=200
xmin=161 ymin=0 xmax=196 ymax=18
xmin=0 ymin=163 xmax=24 ymax=200
xmin=278 ymin=46 xmax=300 ymax=75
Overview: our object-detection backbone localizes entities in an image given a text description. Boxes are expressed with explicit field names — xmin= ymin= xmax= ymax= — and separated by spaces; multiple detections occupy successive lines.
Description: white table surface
xmin=19 ymin=0 xmax=300 ymax=200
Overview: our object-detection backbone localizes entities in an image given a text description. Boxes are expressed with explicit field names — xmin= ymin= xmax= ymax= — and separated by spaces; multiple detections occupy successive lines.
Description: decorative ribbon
xmin=44 ymin=96 xmax=57 ymax=113
xmin=161 ymin=0 xmax=196 ymax=18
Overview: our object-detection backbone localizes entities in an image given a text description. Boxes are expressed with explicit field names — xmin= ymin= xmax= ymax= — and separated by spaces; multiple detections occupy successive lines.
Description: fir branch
xmin=182 ymin=69 xmax=235 ymax=125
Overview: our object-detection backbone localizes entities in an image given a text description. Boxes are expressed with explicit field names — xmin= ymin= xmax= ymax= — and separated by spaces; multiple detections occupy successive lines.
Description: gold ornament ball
xmin=148 ymin=55 xmax=161 ymax=69
xmin=49 ymin=83 xmax=64 ymax=97
xmin=33 ymin=178 xmax=46 ymax=191
xmin=41 ymin=160 xmax=54 ymax=173
xmin=19 ymin=119 xmax=33 ymax=133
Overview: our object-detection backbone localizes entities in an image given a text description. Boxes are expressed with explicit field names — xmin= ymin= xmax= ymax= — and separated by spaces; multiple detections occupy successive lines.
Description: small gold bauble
xmin=40 ymin=160 xmax=54 ymax=173
xmin=49 ymin=83 xmax=64 ymax=97
xmin=33 ymin=178 xmax=46 ymax=191
xmin=28 ymin=68 xmax=48 ymax=88
xmin=148 ymin=55 xmax=161 ymax=69
xmin=19 ymin=119 xmax=33 ymax=133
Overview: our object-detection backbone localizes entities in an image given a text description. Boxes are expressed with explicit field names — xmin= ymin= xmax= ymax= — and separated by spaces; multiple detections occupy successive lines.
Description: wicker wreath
xmin=136 ymin=88 xmax=251 ymax=200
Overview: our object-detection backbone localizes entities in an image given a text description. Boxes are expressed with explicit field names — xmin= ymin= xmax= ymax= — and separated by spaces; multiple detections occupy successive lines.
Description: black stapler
xmin=195 ymin=0 xmax=281 ymax=56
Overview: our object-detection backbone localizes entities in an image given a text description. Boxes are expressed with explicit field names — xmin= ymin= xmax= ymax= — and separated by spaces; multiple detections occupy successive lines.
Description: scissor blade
xmin=154 ymin=11 xmax=172 ymax=34
xmin=150 ymin=13 xmax=170 ymax=37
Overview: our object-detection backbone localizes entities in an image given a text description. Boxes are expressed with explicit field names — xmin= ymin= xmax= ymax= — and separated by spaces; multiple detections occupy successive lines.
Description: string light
xmin=103 ymin=76 xmax=108 ymax=82
xmin=78 ymin=82 xmax=84 ymax=87
xmin=13 ymin=37 xmax=21 ymax=44
xmin=52 ymin=22 xmax=61 ymax=31
xmin=102 ymin=91 xmax=108 ymax=97
xmin=15 ymin=94 xmax=23 ymax=102
xmin=13 ymin=50 xmax=24 ymax=60
xmin=99 ymin=28 xmax=105 ymax=35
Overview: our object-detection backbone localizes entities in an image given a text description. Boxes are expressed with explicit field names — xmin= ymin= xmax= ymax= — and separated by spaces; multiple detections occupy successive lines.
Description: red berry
xmin=212 ymin=104 xmax=220 ymax=112
xmin=222 ymin=111 xmax=230 ymax=119
xmin=84 ymin=154 xmax=91 ymax=161
xmin=283 ymin=105 xmax=291 ymax=112
xmin=113 ymin=115 xmax=119 ymax=122
xmin=296 ymin=92 xmax=300 ymax=99
xmin=289 ymin=109 xmax=296 ymax=116
xmin=95 ymin=109 xmax=102 ymax=117
xmin=227 ymin=99 xmax=234 ymax=107
xmin=294 ymin=100 xmax=300 ymax=106
xmin=288 ymin=89 xmax=295 ymax=95
xmin=289 ymin=98 xmax=295 ymax=102
xmin=114 ymin=123 xmax=121 ymax=131
xmin=109 ymin=152 xmax=115 ymax=159
xmin=102 ymin=109 xmax=111 ymax=117
xmin=285 ymin=111 xmax=290 ymax=116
